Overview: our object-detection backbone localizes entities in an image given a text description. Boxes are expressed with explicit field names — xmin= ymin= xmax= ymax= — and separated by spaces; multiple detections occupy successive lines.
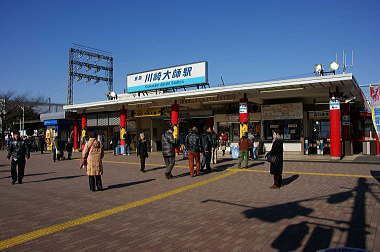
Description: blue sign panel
xmin=44 ymin=120 xmax=58 ymax=126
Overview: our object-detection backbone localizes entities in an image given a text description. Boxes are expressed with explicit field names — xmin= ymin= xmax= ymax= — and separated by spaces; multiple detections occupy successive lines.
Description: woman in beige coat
xmin=81 ymin=131 xmax=104 ymax=192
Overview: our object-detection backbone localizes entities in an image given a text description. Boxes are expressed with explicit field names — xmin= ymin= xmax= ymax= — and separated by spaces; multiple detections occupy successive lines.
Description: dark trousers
xmin=273 ymin=174 xmax=283 ymax=187
xmin=11 ymin=159 xmax=26 ymax=183
xmin=140 ymin=157 xmax=146 ymax=171
xmin=188 ymin=151 xmax=201 ymax=176
xmin=88 ymin=175 xmax=102 ymax=191
xmin=201 ymin=151 xmax=212 ymax=171
xmin=163 ymin=155 xmax=175 ymax=175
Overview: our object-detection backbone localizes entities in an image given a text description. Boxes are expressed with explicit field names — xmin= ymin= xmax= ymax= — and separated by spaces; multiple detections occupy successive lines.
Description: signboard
xmin=239 ymin=103 xmax=248 ymax=113
xmin=127 ymin=61 xmax=207 ymax=93
xmin=44 ymin=120 xmax=58 ymax=126
xmin=370 ymin=86 xmax=380 ymax=136
xmin=308 ymin=111 xmax=329 ymax=120
xmin=134 ymin=108 xmax=161 ymax=117
xmin=329 ymin=100 xmax=340 ymax=110
xmin=342 ymin=115 xmax=350 ymax=126
xmin=261 ymin=103 xmax=303 ymax=120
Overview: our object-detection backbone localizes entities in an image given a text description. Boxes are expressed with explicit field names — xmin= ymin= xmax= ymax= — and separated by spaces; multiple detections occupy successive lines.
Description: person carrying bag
xmin=265 ymin=129 xmax=284 ymax=189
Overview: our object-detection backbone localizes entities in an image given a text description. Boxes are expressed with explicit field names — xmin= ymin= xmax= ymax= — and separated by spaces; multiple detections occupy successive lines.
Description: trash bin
xmin=231 ymin=147 xmax=240 ymax=159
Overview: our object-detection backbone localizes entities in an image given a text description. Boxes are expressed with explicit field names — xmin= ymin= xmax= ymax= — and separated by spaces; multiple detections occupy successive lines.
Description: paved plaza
xmin=0 ymin=151 xmax=380 ymax=251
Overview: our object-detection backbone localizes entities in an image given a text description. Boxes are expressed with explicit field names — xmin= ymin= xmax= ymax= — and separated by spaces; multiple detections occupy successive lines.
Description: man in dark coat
xmin=7 ymin=132 xmax=30 ymax=184
xmin=265 ymin=129 xmax=284 ymax=189
xmin=137 ymin=132 xmax=149 ymax=172
xmin=39 ymin=135 xmax=45 ymax=154
xmin=201 ymin=127 xmax=213 ymax=173
xmin=185 ymin=127 xmax=201 ymax=177
xmin=161 ymin=126 xmax=176 ymax=179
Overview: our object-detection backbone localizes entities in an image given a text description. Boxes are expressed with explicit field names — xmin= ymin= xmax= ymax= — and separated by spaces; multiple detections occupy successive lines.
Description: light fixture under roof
xmin=314 ymin=64 xmax=323 ymax=73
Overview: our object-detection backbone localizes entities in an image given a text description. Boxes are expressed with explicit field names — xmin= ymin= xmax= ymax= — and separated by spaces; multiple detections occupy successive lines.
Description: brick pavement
xmin=0 ymin=150 xmax=379 ymax=251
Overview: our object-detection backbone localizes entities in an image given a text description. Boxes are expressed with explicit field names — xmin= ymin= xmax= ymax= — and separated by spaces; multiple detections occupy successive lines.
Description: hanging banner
xmin=370 ymin=86 xmax=380 ymax=136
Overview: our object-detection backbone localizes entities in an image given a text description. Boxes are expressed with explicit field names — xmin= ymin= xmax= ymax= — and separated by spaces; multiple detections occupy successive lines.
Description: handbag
xmin=266 ymin=154 xmax=277 ymax=163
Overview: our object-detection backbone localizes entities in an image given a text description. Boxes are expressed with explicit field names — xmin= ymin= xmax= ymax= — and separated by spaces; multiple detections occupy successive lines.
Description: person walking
xmin=252 ymin=133 xmax=260 ymax=160
xmin=162 ymin=126 xmax=176 ymax=179
xmin=39 ymin=134 xmax=45 ymax=154
xmin=211 ymin=129 xmax=218 ymax=164
xmin=265 ymin=129 xmax=284 ymax=189
xmin=137 ymin=132 xmax=149 ymax=172
xmin=238 ymin=132 xmax=252 ymax=169
xmin=66 ymin=136 xmax=73 ymax=160
xmin=52 ymin=136 xmax=60 ymax=162
xmin=219 ymin=132 xmax=228 ymax=156
xmin=110 ymin=133 xmax=119 ymax=155
xmin=248 ymin=131 xmax=254 ymax=160
xmin=201 ymin=127 xmax=212 ymax=173
xmin=7 ymin=132 xmax=30 ymax=184
xmin=124 ymin=132 xmax=132 ymax=155
xmin=81 ymin=131 xmax=104 ymax=192
xmin=185 ymin=127 xmax=201 ymax=177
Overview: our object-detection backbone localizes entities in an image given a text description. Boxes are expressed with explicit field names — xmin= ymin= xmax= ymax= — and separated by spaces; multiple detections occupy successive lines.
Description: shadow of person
xmin=26 ymin=174 xmax=84 ymax=183
xmin=172 ymin=172 xmax=191 ymax=179
xmin=243 ymin=202 xmax=313 ymax=222
xmin=247 ymin=162 xmax=265 ymax=168
xmin=106 ymin=179 xmax=155 ymax=190
xmin=282 ymin=174 xmax=299 ymax=186
xmin=370 ymin=170 xmax=380 ymax=184
xmin=327 ymin=190 xmax=353 ymax=204
xmin=271 ymin=221 xmax=309 ymax=252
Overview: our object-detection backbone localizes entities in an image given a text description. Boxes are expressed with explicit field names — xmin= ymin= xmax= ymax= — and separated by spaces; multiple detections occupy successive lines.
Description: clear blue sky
xmin=1 ymin=0 xmax=379 ymax=104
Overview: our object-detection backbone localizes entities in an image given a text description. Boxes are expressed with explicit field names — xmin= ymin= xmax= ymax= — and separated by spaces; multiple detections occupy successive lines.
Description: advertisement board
xmin=261 ymin=103 xmax=303 ymax=120
xmin=370 ymin=86 xmax=380 ymax=136
xmin=127 ymin=61 xmax=207 ymax=93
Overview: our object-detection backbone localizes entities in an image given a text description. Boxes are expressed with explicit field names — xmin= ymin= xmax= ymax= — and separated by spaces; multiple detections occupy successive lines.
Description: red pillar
xmin=171 ymin=101 xmax=179 ymax=152
xmin=376 ymin=134 xmax=380 ymax=156
xmin=239 ymin=95 xmax=248 ymax=138
xmin=329 ymin=99 xmax=341 ymax=158
xmin=120 ymin=108 xmax=127 ymax=146
xmin=81 ymin=114 xmax=86 ymax=151
xmin=73 ymin=122 xmax=78 ymax=151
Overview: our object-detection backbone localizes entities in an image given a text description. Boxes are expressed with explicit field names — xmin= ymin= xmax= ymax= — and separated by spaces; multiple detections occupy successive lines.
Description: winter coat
xmin=201 ymin=133 xmax=212 ymax=152
xmin=137 ymin=139 xmax=149 ymax=158
xmin=239 ymin=137 xmax=252 ymax=151
xmin=211 ymin=133 xmax=218 ymax=148
xmin=266 ymin=138 xmax=283 ymax=175
xmin=82 ymin=138 xmax=104 ymax=176
xmin=161 ymin=131 xmax=176 ymax=157
xmin=185 ymin=133 xmax=201 ymax=153
xmin=7 ymin=138 xmax=30 ymax=161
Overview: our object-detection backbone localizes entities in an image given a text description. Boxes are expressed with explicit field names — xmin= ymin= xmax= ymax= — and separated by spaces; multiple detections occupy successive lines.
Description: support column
xmin=239 ymin=94 xmax=248 ymax=138
xmin=73 ymin=122 xmax=78 ymax=151
xmin=120 ymin=108 xmax=127 ymax=147
xmin=81 ymin=114 xmax=86 ymax=151
xmin=341 ymin=103 xmax=351 ymax=155
xmin=376 ymin=134 xmax=380 ymax=156
xmin=171 ymin=101 xmax=179 ymax=152
xmin=329 ymin=98 xmax=341 ymax=158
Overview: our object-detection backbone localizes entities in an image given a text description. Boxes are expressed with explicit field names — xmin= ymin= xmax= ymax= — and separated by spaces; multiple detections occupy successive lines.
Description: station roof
xmin=64 ymin=73 xmax=363 ymax=113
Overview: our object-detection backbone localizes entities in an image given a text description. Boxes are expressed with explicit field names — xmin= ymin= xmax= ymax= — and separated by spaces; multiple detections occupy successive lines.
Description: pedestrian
xmin=265 ymin=129 xmax=284 ymax=189
xmin=238 ymin=132 xmax=252 ymax=169
xmin=219 ymin=132 xmax=228 ymax=156
xmin=124 ymin=132 xmax=132 ymax=155
xmin=185 ymin=126 xmax=201 ymax=177
xmin=7 ymin=131 xmax=30 ymax=184
xmin=137 ymin=132 xmax=149 ymax=172
xmin=201 ymin=126 xmax=212 ymax=173
xmin=110 ymin=133 xmax=119 ymax=155
xmin=252 ymin=133 xmax=260 ymax=160
xmin=161 ymin=126 xmax=176 ymax=179
xmin=39 ymin=134 xmax=45 ymax=154
xmin=52 ymin=136 xmax=60 ymax=162
xmin=211 ymin=129 xmax=218 ymax=164
xmin=66 ymin=136 xmax=73 ymax=160
xmin=81 ymin=131 xmax=104 ymax=192
xmin=248 ymin=131 xmax=255 ymax=160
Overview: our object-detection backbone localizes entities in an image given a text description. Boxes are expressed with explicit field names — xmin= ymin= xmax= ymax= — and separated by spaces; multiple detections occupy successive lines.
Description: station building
xmin=63 ymin=72 xmax=379 ymax=158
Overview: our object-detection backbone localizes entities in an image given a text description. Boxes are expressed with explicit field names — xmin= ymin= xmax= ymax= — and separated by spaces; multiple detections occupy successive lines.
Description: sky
xmin=0 ymin=0 xmax=379 ymax=104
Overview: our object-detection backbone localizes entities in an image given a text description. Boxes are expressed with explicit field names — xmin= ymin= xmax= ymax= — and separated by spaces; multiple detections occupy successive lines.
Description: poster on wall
xmin=261 ymin=103 xmax=303 ymax=120
xmin=370 ymin=85 xmax=380 ymax=136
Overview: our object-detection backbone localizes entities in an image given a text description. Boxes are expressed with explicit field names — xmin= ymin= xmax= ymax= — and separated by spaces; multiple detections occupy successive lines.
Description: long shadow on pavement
xmin=370 ymin=170 xmax=380 ymax=184
xmin=0 ymin=172 xmax=56 ymax=180
xmin=26 ymin=174 xmax=83 ymax=183
xmin=202 ymin=178 xmax=376 ymax=251
xmin=282 ymin=174 xmax=299 ymax=186
xmin=106 ymin=179 xmax=155 ymax=190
